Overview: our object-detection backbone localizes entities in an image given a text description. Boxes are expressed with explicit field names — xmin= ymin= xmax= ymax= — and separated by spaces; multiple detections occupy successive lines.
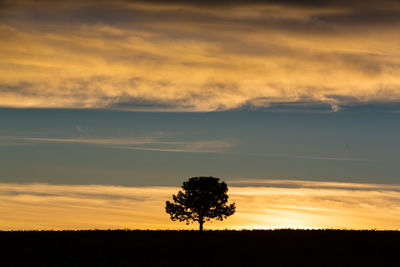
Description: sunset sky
xmin=1 ymin=0 xmax=400 ymax=230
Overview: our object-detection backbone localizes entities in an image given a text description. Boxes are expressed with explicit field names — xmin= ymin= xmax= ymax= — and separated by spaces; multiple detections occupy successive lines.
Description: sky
xmin=0 ymin=0 xmax=400 ymax=230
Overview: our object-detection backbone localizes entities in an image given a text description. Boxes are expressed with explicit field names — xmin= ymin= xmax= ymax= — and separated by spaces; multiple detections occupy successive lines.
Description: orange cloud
xmin=0 ymin=1 xmax=399 ymax=111
xmin=2 ymin=0 xmax=399 ymax=231
xmin=0 ymin=180 xmax=399 ymax=230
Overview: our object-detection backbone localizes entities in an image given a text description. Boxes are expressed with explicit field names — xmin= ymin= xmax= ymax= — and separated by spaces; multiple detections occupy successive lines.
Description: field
xmin=0 ymin=230 xmax=398 ymax=266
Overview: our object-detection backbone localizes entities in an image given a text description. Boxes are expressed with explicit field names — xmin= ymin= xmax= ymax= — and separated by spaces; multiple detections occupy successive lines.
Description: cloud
xmin=227 ymin=179 xmax=400 ymax=191
xmin=0 ymin=135 xmax=373 ymax=160
xmin=1 ymin=180 xmax=400 ymax=230
xmin=2 ymin=136 xmax=233 ymax=153
xmin=267 ymin=153 xmax=375 ymax=162
xmin=0 ymin=0 xmax=399 ymax=111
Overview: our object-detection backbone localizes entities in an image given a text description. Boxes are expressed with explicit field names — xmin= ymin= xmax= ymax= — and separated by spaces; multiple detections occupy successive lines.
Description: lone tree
xmin=165 ymin=176 xmax=236 ymax=231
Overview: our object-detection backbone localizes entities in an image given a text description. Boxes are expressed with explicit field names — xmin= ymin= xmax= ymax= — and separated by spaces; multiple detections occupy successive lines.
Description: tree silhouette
xmin=165 ymin=176 xmax=236 ymax=231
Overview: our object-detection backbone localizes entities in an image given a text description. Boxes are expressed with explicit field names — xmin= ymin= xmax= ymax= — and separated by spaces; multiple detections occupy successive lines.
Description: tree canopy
xmin=165 ymin=176 xmax=236 ymax=231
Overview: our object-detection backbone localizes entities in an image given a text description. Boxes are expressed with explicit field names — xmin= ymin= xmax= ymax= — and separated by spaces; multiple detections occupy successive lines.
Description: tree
xmin=165 ymin=176 xmax=236 ymax=231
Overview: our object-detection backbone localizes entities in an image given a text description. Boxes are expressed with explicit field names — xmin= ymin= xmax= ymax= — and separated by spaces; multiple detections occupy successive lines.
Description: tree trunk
xmin=199 ymin=217 xmax=204 ymax=231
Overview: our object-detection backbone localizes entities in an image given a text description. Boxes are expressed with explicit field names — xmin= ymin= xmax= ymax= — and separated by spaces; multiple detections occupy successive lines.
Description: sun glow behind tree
xmin=0 ymin=180 xmax=400 ymax=230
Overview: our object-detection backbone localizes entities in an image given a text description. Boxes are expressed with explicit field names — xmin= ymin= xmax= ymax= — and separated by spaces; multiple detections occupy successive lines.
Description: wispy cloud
xmin=0 ymin=0 xmax=399 ymax=111
xmin=268 ymin=153 xmax=376 ymax=162
xmin=119 ymin=141 xmax=231 ymax=153
xmin=1 ymin=180 xmax=400 ymax=230
xmin=1 ymin=136 xmax=233 ymax=153
xmin=0 ymin=135 xmax=373 ymax=159
xmin=228 ymin=179 xmax=400 ymax=191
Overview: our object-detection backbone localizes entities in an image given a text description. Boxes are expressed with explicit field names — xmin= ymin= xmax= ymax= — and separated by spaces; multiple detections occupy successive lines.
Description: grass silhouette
xmin=0 ymin=229 xmax=398 ymax=266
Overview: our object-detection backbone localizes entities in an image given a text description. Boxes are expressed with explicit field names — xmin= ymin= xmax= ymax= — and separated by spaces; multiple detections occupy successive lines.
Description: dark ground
xmin=0 ymin=230 xmax=398 ymax=266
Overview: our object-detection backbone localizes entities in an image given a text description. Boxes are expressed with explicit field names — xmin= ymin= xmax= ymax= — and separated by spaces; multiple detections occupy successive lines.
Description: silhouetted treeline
xmin=0 ymin=229 xmax=398 ymax=266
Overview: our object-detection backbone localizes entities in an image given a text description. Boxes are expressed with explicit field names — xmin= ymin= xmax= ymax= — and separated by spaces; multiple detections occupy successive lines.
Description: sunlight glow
xmin=1 ymin=180 xmax=399 ymax=230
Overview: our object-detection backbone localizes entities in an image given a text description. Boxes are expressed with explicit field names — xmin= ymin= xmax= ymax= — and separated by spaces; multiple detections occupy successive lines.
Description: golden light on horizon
xmin=1 ymin=180 xmax=399 ymax=230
